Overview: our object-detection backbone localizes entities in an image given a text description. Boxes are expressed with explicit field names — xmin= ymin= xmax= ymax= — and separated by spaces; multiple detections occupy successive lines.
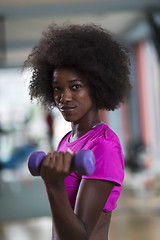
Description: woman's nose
xmin=60 ymin=89 xmax=72 ymax=103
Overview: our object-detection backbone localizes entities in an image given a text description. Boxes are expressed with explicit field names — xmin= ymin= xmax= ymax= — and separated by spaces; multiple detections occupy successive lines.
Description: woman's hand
xmin=40 ymin=151 xmax=73 ymax=185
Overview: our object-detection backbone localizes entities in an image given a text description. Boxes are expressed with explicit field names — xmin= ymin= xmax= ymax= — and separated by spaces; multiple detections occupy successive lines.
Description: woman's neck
xmin=70 ymin=114 xmax=101 ymax=142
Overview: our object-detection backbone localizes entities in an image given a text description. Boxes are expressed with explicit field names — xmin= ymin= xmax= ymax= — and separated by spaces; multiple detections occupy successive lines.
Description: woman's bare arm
xmin=41 ymin=151 xmax=114 ymax=240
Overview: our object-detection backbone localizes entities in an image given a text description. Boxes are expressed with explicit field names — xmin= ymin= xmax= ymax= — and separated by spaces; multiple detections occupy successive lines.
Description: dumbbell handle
xmin=28 ymin=149 xmax=95 ymax=176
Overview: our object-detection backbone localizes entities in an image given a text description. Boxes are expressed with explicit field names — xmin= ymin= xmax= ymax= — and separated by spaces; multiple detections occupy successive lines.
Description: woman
xmin=24 ymin=23 xmax=131 ymax=240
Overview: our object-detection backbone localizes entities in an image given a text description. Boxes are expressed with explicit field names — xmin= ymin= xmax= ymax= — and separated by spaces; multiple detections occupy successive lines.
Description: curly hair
xmin=23 ymin=23 xmax=131 ymax=111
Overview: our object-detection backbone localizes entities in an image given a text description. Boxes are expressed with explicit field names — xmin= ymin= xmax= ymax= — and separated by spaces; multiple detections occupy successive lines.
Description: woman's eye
xmin=72 ymin=84 xmax=82 ymax=90
xmin=53 ymin=86 xmax=61 ymax=92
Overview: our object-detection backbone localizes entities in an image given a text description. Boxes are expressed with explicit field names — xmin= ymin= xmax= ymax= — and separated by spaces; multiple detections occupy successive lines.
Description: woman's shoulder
xmin=57 ymin=131 xmax=72 ymax=150
xmin=91 ymin=123 xmax=120 ymax=144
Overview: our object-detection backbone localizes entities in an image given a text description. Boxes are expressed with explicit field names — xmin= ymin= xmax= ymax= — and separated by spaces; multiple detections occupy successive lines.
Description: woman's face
xmin=52 ymin=68 xmax=97 ymax=123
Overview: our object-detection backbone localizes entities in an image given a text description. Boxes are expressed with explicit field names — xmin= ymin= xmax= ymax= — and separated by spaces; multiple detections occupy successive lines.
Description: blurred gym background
xmin=0 ymin=0 xmax=160 ymax=240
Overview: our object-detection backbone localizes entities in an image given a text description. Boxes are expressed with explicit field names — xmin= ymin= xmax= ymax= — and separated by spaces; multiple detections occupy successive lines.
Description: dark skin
xmin=40 ymin=68 xmax=115 ymax=240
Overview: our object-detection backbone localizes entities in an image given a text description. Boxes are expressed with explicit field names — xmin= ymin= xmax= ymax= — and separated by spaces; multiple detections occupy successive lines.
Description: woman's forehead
xmin=53 ymin=68 xmax=86 ymax=82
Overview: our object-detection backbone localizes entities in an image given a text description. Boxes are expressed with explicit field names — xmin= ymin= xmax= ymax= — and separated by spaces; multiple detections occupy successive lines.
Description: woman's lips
xmin=60 ymin=106 xmax=76 ymax=112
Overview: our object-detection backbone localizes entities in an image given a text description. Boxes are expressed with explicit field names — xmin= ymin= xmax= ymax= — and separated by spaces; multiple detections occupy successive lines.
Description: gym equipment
xmin=28 ymin=149 xmax=95 ymax=176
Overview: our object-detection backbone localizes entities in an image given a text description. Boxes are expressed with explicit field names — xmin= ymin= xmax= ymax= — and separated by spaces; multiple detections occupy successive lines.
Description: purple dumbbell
xmin=28 ymin=149 xmax=95 ymax=176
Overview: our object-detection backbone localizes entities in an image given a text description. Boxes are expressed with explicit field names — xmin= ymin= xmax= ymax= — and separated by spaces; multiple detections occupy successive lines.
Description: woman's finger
xmin=63 ymin=152 xmax=72 ymax=173
xmin=49 ymin=151 xmax=57 ymax=169
xmin=55 ymin=152 xmax=64 ymax=172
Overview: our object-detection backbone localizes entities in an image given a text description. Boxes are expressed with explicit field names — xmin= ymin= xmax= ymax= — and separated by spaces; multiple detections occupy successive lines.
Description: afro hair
xmin=23 ymin=23 xmax=131 ymax=111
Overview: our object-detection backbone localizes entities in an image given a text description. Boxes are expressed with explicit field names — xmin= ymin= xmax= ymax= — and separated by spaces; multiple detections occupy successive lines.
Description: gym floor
xmin=0 ymin=190 xmax=160 ymax=240
xmin=110 ymin=192 xmax=160 ymax=240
